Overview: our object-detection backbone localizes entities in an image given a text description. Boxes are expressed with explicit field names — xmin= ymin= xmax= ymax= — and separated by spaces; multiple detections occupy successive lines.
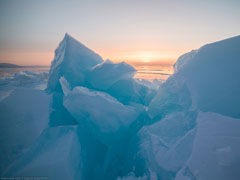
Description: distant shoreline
xmin=0 ymin=63 xmax=49 ymax=68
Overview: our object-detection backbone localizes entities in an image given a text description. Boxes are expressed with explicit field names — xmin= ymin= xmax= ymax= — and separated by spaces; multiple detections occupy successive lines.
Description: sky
xmin=0 ymin=0 xmax=239 ymax=66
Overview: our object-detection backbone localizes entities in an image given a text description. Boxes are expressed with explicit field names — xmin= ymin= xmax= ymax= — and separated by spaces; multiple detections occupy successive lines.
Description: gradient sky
xmin=0 ymin=0 xmax=239 ymax=66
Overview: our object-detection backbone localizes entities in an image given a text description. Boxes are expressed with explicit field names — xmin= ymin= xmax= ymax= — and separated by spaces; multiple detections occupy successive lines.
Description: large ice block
xmin=60 ymin=77 xmax=138 ymax=150
xmin=47 ymin=33 xmax=103 ymax=92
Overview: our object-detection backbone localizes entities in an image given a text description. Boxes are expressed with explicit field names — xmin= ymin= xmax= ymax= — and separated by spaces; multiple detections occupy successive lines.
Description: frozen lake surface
xmin=0 ymin=64 xmax=173 ymax=81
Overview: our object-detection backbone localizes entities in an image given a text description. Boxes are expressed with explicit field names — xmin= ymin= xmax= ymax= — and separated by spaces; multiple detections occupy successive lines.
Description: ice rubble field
xmin=0 ymin=34 xmax=240 ymax=180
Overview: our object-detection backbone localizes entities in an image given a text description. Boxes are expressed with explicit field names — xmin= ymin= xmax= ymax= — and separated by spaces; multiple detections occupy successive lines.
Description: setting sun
xmin=141 ymin=59 xmax=151 ymax=63
xmin=137 ymin=53 xmax=157 ymax=63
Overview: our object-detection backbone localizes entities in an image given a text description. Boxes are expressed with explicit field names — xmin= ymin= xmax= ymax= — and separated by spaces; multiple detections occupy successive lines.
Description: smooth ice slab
xmin=3 ymin=126 xmax=82 ymax=180
xmin=175 ymin=112 xmax=240 ymax=180
xmin=0 ymin=88 xmax=50 ymax=174
xmin=174 ymin=36 xmax=240 ymax=118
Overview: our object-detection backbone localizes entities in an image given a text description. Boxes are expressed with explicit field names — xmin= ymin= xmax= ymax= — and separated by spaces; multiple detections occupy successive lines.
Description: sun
xmin=138 ymin=53 xmax=157 ymax=63
xmin=141 ymin=59 xmax=151 ymax=63
xmin=117 ymin=51 xmax=164 ymax=64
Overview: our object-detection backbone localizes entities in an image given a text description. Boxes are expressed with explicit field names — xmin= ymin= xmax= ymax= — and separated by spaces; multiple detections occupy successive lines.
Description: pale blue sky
xmin=0 ymin=0 xmax=239 ymax=65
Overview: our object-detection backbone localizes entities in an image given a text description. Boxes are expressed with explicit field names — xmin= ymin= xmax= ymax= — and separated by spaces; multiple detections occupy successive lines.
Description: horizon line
xmin=0 ymin=60 xmax=176 ymax=67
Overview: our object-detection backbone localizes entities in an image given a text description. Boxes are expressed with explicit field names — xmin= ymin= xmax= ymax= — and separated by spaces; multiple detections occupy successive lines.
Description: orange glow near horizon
xmin=99 ymin=49 xmax=180 ymax=66
xmin=0 ymin=0 xmax=239 ymax=68
xmin=0 ymin=49 xmax=179 ymax=66
xmin=0 ymin=33 xmax=194 ymax=67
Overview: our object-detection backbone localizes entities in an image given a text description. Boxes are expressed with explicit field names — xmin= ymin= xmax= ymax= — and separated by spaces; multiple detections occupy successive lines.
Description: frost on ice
xmin=1 ymin=34 xmax=240 ymax=180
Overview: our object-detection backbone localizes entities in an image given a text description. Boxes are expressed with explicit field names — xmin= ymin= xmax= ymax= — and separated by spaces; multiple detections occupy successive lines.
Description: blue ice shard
xmin=47 ymin=33 xmax=103 ymax=92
